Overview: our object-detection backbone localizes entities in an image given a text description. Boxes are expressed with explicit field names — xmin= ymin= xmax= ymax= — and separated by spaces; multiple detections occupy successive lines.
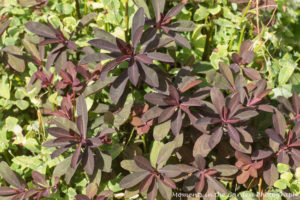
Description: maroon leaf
xmin=25 ymin=22 xmax=56 ymax=38
xmin=146 ymin=52 xmax=174 ymax=63
xmin=83 ymin=147 xmax=95 ymax=175
xmin=110 ymin=70 xmax=129 ymax=104
xmin=159 ymin=175 xmax=176 ymax=189
xmin=242 ymin=67 xmax=261 ymax=80
xmin=76 ymin=95 xmax=88 ymax=138
xmin=0 ymin=161 xmax=26 ymax=189
xmin=75 ymin=194 xmax=90 ymax=200
xmin=164 ymin=3 xmax=184 ymax=20
xmin=208 ymin=127 xmax=223 ymax=149
xmin=171 ymin=109 xmax=182 ymax=135
xmin=132 ymin=8 xmax=145 ymax=47
xmin=263 ymin=163 xmax=278 ymax=186
xmin=32 ymin=171 xmax=47 ymax=186
xmin=195 ymin=174 xmax=205 ymax=193
xmin=227 ymin=124 xmax=240 ymax=143
xmin=119 ymin=171 xmax=150 ymax=189
xmin=88 ymin=39 xmax=120 ymax=52
xmin=134 ymin=156 xmax=154 ymax=172
xmin=139 ymin=174 xmax=154 ymax=193
xmin=71 ymin=143 xmax=82 ymax=169
xmin=210 ymin=87 xmax=225 ymax=115
xmin=144 ymin=93 xmax=170 ymax=106
xmin=46 ymin=127 xmax=71 ymax=137
xmin=128 ymin=62 xmax=140 ymax=86
xmin=251 ymin=150 xmax=273 ymax=160
xmin=0 ymin=187 xmax=18 ymax=196
xmin=158 ymin=106 xmax=176 ymax=123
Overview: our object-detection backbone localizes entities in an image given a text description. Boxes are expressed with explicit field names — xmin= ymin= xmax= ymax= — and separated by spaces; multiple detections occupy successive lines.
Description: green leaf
xmin=274 ymin=179 xmax=287 ymax=190
xmin=209 ymin=5 xmax=221 ymax=15
xmin=277 ymin=163 xmax=290 ymax=173
xmin=278 ymin=59 xmax=296 ymax=85
xmin=0 ymin=75 xmax=10 ymax=99
xmin=153 ymin=120 xmax=171 ymax=141
xmin=194 ymin=5 xmax=209 ymax=21
xmin=15 ymin=100 xmax=29 ymax=110
xmin=12 ymin=155 xmax=42 ymax=171
xmin=280 ymin=172 xmax=293 ymax=182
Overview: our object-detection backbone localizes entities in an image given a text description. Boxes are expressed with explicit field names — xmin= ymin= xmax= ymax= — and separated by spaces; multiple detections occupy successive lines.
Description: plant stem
xmin=239 ymin=0 xmax=253 ymax=26
xmin=142 ymin=134 xmax=147 ymax=153
xmin=75 ymin=0 xmax=82 ymax=19
xmin=125 ymin=0 xmax=129 ymax=43
xmin=237 ymin=25 xmax=246 ymax=54
xmin=202 ymin=19 xmax=214 ymax=61
xmin=126 ymin=127 xmax=135 ymax=147
xmin=258 ymin=177 xmax=263 ymax=200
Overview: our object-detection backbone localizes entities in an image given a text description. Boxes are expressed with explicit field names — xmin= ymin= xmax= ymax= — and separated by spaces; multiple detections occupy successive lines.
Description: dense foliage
xmin=0 ymin=0 xmax=300 ymax=199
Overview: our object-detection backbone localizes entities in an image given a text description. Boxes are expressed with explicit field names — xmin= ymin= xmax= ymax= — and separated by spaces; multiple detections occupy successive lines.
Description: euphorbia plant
xmin=196 ymin=87 xmax=258 ymax=150
xmin=85 ymin=8 xmax=174 ymax=104
xmin=43 ymin=95 xmax=115 ymax=176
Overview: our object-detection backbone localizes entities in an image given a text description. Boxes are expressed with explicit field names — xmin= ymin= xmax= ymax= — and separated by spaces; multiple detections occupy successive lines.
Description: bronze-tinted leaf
xmin=128 ymin=62 xmax=140 ymax=86
xmin=263 ymin=163 xmax=278 ymax=186
xmin=110 ymin=70 xmax=129 ymax=104
xmin=212 ymin=165 xmax=238 ymax=176
xmin=164 ymin=3 xmax=184 ymax=19
xmin=25 ymin=21 xmax=56 ymax=38
xmin=0 ymin=161 xmax=25 ymax=189
xmin=119 ymin=171 xmax=150 ymax=189
xmin=210 ymin=87 xmax=225 ymax=115
xmin=134 ymin=156 xmax=153 ymax=172
xmin=88 ymin=39 xmax=120 ymax=52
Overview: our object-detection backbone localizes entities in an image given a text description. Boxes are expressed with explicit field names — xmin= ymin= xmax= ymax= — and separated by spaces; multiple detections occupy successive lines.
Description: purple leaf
xmin=219 ymin=62 xmax=235 ymax=89
xmin=146 ymin=52 xmax=174 ymax=63
xmin=144 ymin=93 xmax=170 ymax=106
xmin=210 ymin=87 xmax=225 ymax=115
xmin=134 ymin=156 xmax=154 ymax=172
xmin=71 ymin=143 xmax=82 ymax=169
xmin=208 ymin=127 xmax=223 ymax=149
xmin=263 ymin=163 xmax=278 ymax=186
xmin=132 ymin=8 xmax=145 ymax=47
xmin=139 ymin=174 xmax=154 ymax=193
xmin=0 ymin=187 xmax=18 ymax=196
xmin=168 ymin=31 xmax=191 ymax=49
xmin=147 ymin=178 xmax=158 ymax=200
xmin=242 ymin=67 xmax=261 ymax=80
xmin=76 ymin=95 xmax=88 ymax=138
xmin=110 ymin=70 xmax=129 ymax=104
xmin=119 ymin=171 xmax=150 ymax=189
xmin=0 ymin=161 xmax=26 ymax=189
xmin=46 ymin=127 xmax=71 ymax=138
xmin=251 ymin=150 xmax=273 ymax=160
xmin=128 ymin=62 xmax=140 ymax=86
xmin=171 ymin=109 xmax=182 ymax=135
xmin=83 ymin=147 xmax=94 ymax=175
xmin=158 ymin=106 xmax=176 ymax=123
xmin=25 ymin=22 xmax=56 ymax=38
xmin=88 ymin=39 xmax=120 ymax=52
xmin=32 ymin=171 xmax=47 ymax=186
xmin=164 ymin=3 xmax=184 ymax=19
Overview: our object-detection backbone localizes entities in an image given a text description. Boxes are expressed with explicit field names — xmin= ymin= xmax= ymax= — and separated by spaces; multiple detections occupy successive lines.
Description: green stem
xmin=75 ymin=0 xmax=82 ymax=19
xmin=239 ymin=0 xmax=253 ymax=26
xmin=142 ymin=135 xmax=147 ymax=153
xmin=126 ymin=127 xmax=135 ymax=147
xmin=85 ymin=0 xmax=88 ymax=15
xmin=237 ymin=25 xmax=246 ymax=54
xmin=125 ymin=0 xmax=129 ymax=43
xmin=202 ymin=19 xmax=214 ymax=61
